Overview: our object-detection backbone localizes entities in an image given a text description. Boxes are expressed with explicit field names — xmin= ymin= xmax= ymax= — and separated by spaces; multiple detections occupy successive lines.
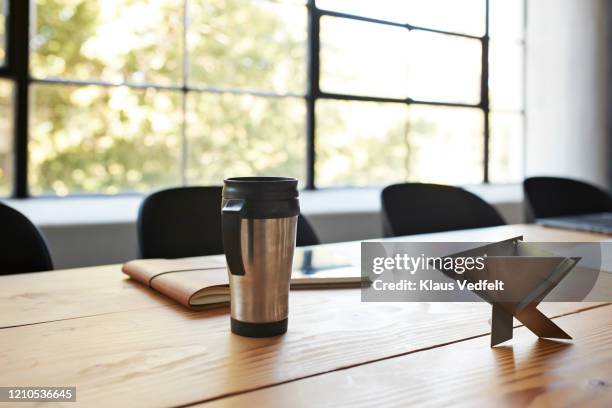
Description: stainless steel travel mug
xmin=221 ymin=177 xmax=299 ymax=337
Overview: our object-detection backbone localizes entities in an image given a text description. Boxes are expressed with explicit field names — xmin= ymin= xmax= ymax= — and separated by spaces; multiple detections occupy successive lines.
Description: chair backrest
xmin=0 ymin=202 xmax=53 ymax=274
xmin=297 ymin=214 xmax=320 ymax=246
xmin=138 ymin=186 xmax=224 ymax=259
xmin=381 ymin=183 xmax=506 ymax=237
xmin=138 ymin=187 xmax=320 ymax=258
xmin=524 ymin=176 xmax=612 ymax=219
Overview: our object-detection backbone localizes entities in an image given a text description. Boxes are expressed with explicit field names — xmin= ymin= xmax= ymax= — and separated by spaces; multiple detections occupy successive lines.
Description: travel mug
xmin=221 ymin=177 xmax=299 ymax=337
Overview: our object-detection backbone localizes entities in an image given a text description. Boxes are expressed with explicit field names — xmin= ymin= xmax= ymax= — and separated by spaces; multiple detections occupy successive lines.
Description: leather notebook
xmin=122 ymin=248 xmax=364 ymax=309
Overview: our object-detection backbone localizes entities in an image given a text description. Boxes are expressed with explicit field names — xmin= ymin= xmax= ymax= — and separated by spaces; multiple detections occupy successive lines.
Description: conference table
xmin=1 ymin=224 xmax=611 ymax=407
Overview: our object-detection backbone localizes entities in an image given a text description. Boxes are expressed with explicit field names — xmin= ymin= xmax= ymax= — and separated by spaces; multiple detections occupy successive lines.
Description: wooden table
xmin=1 ymin=224 xmax=611 ymax=407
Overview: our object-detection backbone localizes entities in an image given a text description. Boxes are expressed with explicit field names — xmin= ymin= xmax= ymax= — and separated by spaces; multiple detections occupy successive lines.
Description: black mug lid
xmin=223 ymin=177 xmax=299 ymax=200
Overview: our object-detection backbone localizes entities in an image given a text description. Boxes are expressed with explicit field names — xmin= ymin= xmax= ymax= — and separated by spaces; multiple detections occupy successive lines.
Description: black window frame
xmin=1 ymin=0 xmax=518 ymax=198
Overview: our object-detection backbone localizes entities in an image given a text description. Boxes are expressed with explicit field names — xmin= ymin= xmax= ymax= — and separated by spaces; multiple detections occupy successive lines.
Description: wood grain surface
xmin=201 ymin=304 xmax=612 ymax=408
xmin=0 ymin=265 xmax=174 ymax=328
xmin=0 ymin=292 xmax=603 ymax=407
xmin=0 ymin=224 xmax=609 ymax=408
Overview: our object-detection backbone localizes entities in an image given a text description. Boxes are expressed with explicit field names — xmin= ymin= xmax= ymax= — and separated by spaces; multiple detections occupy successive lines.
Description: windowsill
xmin=1 ymin=184 xmax=523 ymax=228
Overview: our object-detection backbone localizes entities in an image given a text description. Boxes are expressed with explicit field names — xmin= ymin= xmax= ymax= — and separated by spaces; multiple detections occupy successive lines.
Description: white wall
xmin=525 ymin=0 xmax=609 ymax=187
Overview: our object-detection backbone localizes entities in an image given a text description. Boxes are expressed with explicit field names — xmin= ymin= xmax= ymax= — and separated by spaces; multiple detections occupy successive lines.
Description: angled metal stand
xmin=439 ymin=237 xmax=579 ymax=347
xmin=490 ymin=303 xmax=572 ymax=347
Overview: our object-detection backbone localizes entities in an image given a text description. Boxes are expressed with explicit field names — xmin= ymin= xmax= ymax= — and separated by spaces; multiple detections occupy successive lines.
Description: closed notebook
xmin=122 ymin=248 xmax=364 ymax=309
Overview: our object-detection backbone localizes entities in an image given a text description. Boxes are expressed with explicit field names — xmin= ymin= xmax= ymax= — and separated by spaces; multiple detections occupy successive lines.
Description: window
xmin=0 ymin=0 xmax=524 ymax=197
xmin=0 ymin=0 xmax=6 ymax=66
xmin=0 ymin=0 xmax=10 ymax=195
xmin=0 ymin=80 xmax=12 ymax=196
xmin=488 ymin=0 xmax=525 ymax=182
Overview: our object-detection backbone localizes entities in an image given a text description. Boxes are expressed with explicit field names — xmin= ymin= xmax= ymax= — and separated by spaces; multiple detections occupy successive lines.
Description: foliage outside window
xmin=0 ymin=0 xmax=524 ymax=197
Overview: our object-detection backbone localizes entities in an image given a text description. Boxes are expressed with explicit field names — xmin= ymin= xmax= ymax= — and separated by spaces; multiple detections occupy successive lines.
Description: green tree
xmin=29 ymin=0 xmax=481 ymax=195
xmin=0 ymin=0 xmax=10 ymax=195
xmin=30 ymin=0 xmax=306 ymax=195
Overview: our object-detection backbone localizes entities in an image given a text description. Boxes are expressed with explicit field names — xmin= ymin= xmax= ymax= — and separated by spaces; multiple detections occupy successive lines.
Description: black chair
xmin=138 ymin=186 xmax=224 ymax=259
xmin=297 ymin=214 xmax=320 ymax=246
xmin=138 ymin=186 xmax=320 ymax=259
xmin=381 ymin=183 xmax=506 ymax=237
xmin=0 ymin=202 xmax=53 ymax=274
xmin=524 ymin=177 xmax=612 ymax=219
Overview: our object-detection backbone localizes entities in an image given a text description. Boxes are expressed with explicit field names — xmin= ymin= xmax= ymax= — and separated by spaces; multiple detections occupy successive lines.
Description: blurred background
xmin=0 ymin=0 xmax=609 ymax=267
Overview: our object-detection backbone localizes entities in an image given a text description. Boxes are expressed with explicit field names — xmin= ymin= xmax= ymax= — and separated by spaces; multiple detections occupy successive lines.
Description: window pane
xmin=0 ymin=0 xmax=6 ymax=65
xmin=316 ymin=0 xmax=406 ymax=24
xmin=489 ymin=0 xmax=524 ymax=181
xmin=188 ymin=0 xmax=306 ymax=94
xmin=408 ymin=31 xmax=481 ymax=104
xmin=0 ymin=80 xmax=13 ymax=196
xmin=489 ymin=41 xmax=523 ymax=111
xmin=316 ymin=100 xmax=408 ymax=187
xmin=320 ymin=17 xmax=408 ymax=98
xmin=406 ymin=106 xmax=483 ymax=184
xmin=186 ymin=93 xmax=305 ymax=185
xmin=30 ymin=84 xmax=182 ymax=195
xmin=489 ymin=112 xmax=523 ymax=182
xmin=316 ymin=0 xmax=485 ymax=36
xmin=316 ymin=102 xmax=484 ymax=186
xmin=405 ymin=0 xmax=485 ymax=36
xmin=490 ymin=0 xmax=524 ymax=41
xmin=31 ymin=0 xmax=183 ymax=85
xmin=320 ymin=18 xmax=481 ymax=103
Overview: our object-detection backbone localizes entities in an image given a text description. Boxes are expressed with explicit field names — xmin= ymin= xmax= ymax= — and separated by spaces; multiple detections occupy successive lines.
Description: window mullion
xmin=9 ymin=0 xmax=30 ymax=198
xmin=306 ymin=0 xmax=320 ymax=190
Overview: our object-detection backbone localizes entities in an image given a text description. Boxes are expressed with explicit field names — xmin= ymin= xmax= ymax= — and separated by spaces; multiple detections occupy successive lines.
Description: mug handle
xmin=222 ymin=199 xmax=246 ymax=276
